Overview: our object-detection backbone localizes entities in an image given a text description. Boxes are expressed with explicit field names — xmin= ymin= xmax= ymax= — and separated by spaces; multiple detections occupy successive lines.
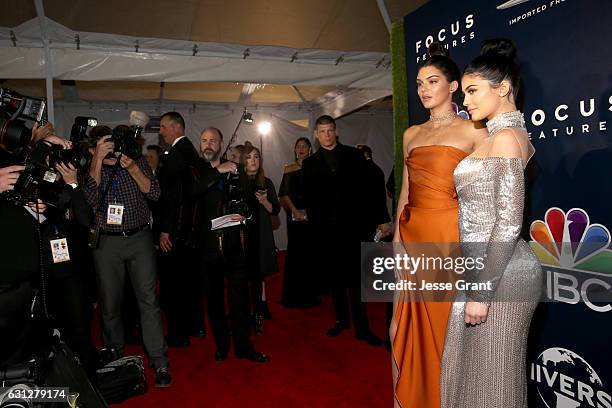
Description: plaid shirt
xmin=83 ymin=156 xmax=160 ymax=232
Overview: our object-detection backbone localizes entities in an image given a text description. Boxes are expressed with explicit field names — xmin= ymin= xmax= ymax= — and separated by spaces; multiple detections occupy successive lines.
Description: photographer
xmin=82 ymin=125 xmax=171 ymax=387
xmin=0 ymin=163 xmax=38 ymax=368
xmin=191 ymin=127 xmax=269 ymax=363
xmin=0 ymin=127 xmax=71 ymax=368
xmin=39 ymin=159 xmax=97 ymax=375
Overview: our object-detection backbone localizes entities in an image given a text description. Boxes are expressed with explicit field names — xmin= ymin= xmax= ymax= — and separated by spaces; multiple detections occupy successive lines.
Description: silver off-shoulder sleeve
xmin=466 ymin=158 xmax=525 ymax=304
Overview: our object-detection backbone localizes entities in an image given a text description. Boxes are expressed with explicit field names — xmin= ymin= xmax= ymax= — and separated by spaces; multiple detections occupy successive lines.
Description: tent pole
xmin=308 ymin=110 xmax=315 ymax=143
xmin=34 ymin=0 xmax=55 ymax=125
xmin=159 ymin=81 xmax=165 ymax=113
xmin=376 ymin=0 xmax=392 ymax=33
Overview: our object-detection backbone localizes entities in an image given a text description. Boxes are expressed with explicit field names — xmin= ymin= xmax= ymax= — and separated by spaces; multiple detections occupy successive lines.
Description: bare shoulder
xmin=403 ymin=124 xmax=426 ymax=146
xmin=283 ymin=163 xmax=301 ymax=174
xmin=403 ymin=124 xmax=422 ymax=139
xmin=458 ymin=118 xmax=487 ymax=136
xmin=455 ymin=119 xmax=487 ymax=148
xmin=489 ymin=129 xmax=524 ymax=158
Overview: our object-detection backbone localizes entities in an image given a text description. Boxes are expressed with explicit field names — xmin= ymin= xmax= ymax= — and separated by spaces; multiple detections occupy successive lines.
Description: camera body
xmin=0 ymin=87 xmax=47 ymax=154
xmin=223 ymin=168 xmax=252 ymax=219
xmin=110 ymin=125 xmax=142 ymax=159
xmin=41 ymin=116 xmax=98 ymax=171
xmin=48 ymin=143 xmax=91 ymax=171
xmin=0 ymin=87 xmax=46 ymax=123
xmin=1 ymin=142 xmax=67 ymax=208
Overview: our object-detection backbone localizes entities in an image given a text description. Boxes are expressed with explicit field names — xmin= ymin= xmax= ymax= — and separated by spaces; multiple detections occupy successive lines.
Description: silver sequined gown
xmin=440 ymin=121 xmax=543 ymax=408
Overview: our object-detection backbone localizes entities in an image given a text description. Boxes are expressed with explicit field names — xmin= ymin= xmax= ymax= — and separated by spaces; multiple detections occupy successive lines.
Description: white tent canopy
xmin=0 ymin=17 xmax=392 ymax=88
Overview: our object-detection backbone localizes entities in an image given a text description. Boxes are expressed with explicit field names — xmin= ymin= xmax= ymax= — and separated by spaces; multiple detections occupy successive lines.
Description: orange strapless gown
xmin=391 ymin=145 xmax=468 ymax=408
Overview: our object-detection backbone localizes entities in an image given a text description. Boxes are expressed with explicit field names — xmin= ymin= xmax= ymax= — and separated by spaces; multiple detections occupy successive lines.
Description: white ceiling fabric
xmin=0 ymin=18 xmax=391 ymax=88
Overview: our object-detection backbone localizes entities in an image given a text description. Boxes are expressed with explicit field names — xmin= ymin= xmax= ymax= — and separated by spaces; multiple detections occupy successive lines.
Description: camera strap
xmin=95 ymin=160 xmax=121 ymax=215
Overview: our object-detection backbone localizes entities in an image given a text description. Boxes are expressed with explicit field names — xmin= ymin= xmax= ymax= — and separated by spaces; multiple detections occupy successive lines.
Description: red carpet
xmin=116 ymin=253 xmax=392 ymax=408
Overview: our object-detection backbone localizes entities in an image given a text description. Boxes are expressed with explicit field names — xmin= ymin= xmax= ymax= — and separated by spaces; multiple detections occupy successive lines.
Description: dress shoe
xmin=235 ymin=349 xmax=270 ymax=363
xmin=154 ymin=366 xmax=172 ymax=388
xmin=355 ymin=330 xmax=384 ymax=347
xmin=326 ymin=321 xmax=350 ymax=337
xmin=214 ymin=350 xmax=228 ymax=361
xmin=166 ymin=335 xmax=190 ymax=348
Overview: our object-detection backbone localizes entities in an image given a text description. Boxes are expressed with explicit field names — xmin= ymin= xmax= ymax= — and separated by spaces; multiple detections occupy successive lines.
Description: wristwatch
xmin=68 ymin=183 xmax=78 ymax=189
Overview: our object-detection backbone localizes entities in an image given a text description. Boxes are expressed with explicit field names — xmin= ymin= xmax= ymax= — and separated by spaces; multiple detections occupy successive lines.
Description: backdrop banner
xmin=403 ymin=1 xmax=612 ymax=406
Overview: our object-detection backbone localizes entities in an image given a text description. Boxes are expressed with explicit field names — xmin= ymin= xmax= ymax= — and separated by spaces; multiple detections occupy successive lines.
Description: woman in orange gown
xmin=390 ymin=43 xmax=486 ymax=408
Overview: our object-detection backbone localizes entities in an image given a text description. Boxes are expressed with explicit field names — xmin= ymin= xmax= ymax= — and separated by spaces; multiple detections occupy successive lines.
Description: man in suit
xmin=191 ymin=127 xmax=269 ymax=363
xmin=146 ymin=145 xmax=163 ymax=177
xmin=356 ymin=144 xmax=393 ymax=350
xmin=158 ymin=112 xmax=205 ymax=347
xmin=356 ymin=144 xmax=392 ymax=241
xmin=302 ymin=115 xmax=388 ymax=346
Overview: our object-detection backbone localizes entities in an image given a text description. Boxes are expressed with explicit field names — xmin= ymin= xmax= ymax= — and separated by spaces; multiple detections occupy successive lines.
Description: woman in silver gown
xmin=440 ymin=39 xmax=543 ymax=408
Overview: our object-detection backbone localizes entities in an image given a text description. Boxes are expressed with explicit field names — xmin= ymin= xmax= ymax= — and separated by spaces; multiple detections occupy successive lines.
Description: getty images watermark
xmin=371 ymin=251 xmax=489 ymax=292
xmin=360 ymin=242 xmax=611 ymax=303
xmin=361 ymin=242 xmax=491 ymax=302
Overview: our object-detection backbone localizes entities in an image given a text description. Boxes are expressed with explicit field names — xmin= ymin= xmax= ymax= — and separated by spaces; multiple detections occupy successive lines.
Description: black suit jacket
xmin=159 ymin=137 xmax=200 ymax=244
xmin=302 ymin=143 xmax=386 ymax=242
xmin=365 ymin=159 xmax=391 ymax=232
xmin=191 ymin=159 xmax=247 ymax=255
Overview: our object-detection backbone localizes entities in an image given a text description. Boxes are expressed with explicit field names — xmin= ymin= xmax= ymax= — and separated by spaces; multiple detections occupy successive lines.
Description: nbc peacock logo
xmin=529 ymin=207 xmax=612 ymax=312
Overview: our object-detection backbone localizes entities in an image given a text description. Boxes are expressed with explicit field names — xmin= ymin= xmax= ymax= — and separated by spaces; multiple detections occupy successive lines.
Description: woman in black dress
xmin=241 ymin=146 xmax=280 ymax=333
xmin=279 ymin=137 xmax=320 ymax=308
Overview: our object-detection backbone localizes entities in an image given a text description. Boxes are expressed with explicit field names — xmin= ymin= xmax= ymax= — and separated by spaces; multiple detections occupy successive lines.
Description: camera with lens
xmin=47 ymin=143 xmax=91 ymax=170
xmin=0 ymin=102 xmax=92 ymax=207
xmin=226 ymin=199 xmax=252 ymax=219
xmin=0 ymin=87 xmax=47 ymax=154
xmin=44 ymin=116 xmax=98 ymax=171
xmin=223 ymin=167 xmax=252 ymax=219
xmin=110 ymin=125 xmax=142 ymax=159
xmin=2 ymin=141 xmax=68 ymax=208
xmin=107 ymin=111 xmax=149 ymax=159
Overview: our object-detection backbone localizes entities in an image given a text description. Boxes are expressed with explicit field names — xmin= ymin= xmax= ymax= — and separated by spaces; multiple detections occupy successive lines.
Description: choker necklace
xmin=486 ymin=111 xmax=526 ymax=136
xmin=429 ymin=111 xmax=457 ymax=123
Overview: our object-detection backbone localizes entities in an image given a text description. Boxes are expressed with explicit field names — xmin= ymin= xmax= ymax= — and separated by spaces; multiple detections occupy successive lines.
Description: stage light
xmin=243 ymin=112 xmax=253 ymax=124
xmin=258 ymin=121 xmax=271 ymax=135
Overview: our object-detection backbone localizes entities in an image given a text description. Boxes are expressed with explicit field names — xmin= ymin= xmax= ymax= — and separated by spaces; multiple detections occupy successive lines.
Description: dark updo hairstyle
xmin=464 ymin=38 xmax=520 ymax=102
xmin=419 ymin=42 xmax=461 ymax=86
xmin=295 ymin=137 xmax=312 ymax=150
xmin=294 ymin=137 xmax=312 ymax=161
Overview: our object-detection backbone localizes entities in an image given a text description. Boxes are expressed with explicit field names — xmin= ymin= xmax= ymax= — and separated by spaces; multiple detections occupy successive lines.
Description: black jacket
xmin=364 ymin=159 xmax=391 ymax=232
xmin=0 ymin=200 xmax=40 ymax=284
xmin=0 ymin=151 xmax=40 ymax=284
xmin=159 ymin=137 xmax=200 ymax=245
xmin=191 ymin=158 xmax=227 ymax=253
xmin=42 ymin=185 xmax=93 ymax=279
xmin=242 ymin=176 xmax=280 ymax=276
xmin=302 ymin=143 xmax=387 ymax=242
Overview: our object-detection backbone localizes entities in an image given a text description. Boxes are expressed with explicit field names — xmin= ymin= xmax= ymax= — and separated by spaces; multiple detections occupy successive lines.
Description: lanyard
xmin=111 ymin=170 xmax=120 ymax=203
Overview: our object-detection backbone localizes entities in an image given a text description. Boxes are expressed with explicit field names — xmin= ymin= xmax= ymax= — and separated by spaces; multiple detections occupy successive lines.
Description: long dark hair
xmin=464 ymin=38 xmax=520 ymax=102
xmin=242 ymin=145 xmax=265 ymax=189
